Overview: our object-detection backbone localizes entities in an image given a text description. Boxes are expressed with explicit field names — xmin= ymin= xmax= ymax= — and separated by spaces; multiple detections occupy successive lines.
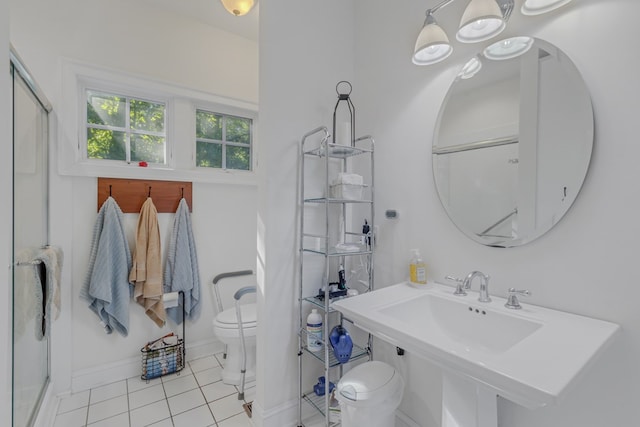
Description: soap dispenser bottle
xmin=409 ymin=249 xmax=427 ymax=284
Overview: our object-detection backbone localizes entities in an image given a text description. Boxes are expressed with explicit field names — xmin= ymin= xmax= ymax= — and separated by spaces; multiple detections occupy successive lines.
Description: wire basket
xmin=140 ymin=291 xmax=186 ymax=381
xmin=140 ymin=333 xmax=184 ymax=381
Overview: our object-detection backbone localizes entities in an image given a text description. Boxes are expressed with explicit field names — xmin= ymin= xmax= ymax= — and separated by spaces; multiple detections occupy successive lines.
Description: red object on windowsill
xmin=138 ymin=161 xmax=148 ymax=167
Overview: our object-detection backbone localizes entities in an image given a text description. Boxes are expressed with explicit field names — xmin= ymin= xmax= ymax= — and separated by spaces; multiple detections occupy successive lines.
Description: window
xmin=86 ymin=90 xmax=167 ymax=164
xmin=196 ymin=109 xmax=252 ymax=171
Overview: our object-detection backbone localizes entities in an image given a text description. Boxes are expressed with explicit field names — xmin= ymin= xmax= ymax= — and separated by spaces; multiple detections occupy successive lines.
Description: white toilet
xmin=212 ymin=302 xmax=257 ymax=385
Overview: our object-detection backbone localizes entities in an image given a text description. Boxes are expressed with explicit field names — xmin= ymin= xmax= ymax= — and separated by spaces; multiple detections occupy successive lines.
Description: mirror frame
xmin=432 ymin=37 xmax=594 ymax=247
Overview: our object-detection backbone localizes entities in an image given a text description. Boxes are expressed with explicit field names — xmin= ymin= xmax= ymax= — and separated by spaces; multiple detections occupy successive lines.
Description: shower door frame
xmin=10 ymin=47 xmax=52 ymax=427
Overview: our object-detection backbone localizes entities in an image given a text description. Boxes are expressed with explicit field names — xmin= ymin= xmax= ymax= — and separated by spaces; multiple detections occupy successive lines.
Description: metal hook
xmin=148 ymin=186 xmax=152 ymax=197
xmin=181 ymin=187 xmax=184 ymax=199
xmin=109 ymin=185 xmax=112 ymax=197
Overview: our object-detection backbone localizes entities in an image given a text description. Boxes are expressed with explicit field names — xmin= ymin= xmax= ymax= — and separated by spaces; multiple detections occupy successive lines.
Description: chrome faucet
xmin=463 ymin=271 xmax=491 ymax=303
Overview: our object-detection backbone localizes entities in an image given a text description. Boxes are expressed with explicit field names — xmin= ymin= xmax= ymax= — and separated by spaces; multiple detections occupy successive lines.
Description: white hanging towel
xmin=33 ymin=246 xmax=64 ymax=339
xmin=164 ymin=198 xmax=201 ymax=324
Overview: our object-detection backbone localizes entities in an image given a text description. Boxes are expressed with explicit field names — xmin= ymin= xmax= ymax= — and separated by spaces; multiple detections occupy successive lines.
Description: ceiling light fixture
xmin=521 ymin=0 xmax=573 ymax=16
xmin=220 ymin=0 xmax=255 ymax=17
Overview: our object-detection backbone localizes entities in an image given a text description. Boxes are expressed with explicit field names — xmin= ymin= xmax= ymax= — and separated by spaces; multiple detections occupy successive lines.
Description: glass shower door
xmin=11 ymin=57 xmax=50 ymax=427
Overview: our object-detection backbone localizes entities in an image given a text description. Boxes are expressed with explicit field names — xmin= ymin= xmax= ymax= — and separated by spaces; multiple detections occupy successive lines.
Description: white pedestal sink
xmin=332 ymin=281 xmax=619 ymax=426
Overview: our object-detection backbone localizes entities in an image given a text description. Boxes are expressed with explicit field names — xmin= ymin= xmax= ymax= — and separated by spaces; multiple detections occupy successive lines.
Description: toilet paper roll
xmin=163 ymin=292 xmax=180 ymax=308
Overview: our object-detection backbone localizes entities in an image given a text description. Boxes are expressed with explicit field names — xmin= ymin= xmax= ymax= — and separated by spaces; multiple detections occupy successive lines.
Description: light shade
xmin=412 ymin=12 xmax=453 ymax=66
xmin=457 ymin=0 xmax=506 ymax=43
xmin=459 ymin=56 xmax=483 ymax=79
xmin=522 ymin=0 xmax=571 ymax=15
xmin=521 ymin=0 xmax=573 ymax=15
xmin=220 ymin=0 xmax=255 ymax=16
xmin=484 ymin=36 xmax=534 ymax=60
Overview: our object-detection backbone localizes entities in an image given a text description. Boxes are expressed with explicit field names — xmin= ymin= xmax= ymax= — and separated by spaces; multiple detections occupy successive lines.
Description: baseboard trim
xmin=396 ymin=409 xmax=422 ymax=427
xmin=33 ymin=382 xmax=58 ymax=427
xmin=250 ymin=398 xmax=421 ymax=427
xmin=250 ymin=398 xmax=300 ymax=427
xmin=71 ymin=338 xmax=224 ymax=392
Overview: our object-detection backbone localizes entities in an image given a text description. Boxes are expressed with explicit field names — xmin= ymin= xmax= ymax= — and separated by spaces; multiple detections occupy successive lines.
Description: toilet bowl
xmin=212 ymin=302 xmax=257 ymax=385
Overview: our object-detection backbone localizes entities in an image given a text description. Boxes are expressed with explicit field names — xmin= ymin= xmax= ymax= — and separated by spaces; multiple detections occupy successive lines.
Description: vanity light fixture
xmin=458 ymin=56 xmax=483 ymax=79
xmin=521 ymin=0 xmax=573 ymax=16
xmin=413 ymin=11 xmax=453 ymax=65
xmin=413 ymin=0 xmax=514 ymax=65
xmin=483 ymin=36 xmax=534 ymax=60
xmin=457 ymin=0 xmax=514 ymax=43
xmin=220 ymin=0 xmax=255 ymax=16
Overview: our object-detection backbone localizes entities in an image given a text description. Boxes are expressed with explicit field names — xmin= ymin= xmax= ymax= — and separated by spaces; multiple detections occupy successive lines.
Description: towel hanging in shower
xmin=130 ymin=197 xmax=166 ymax=327
xmin=15 ymin=247 xmax=43 ymax=340
xmin=81 ymin=196 xmax=132 ymax=336
xmin=164 ymin=198 xmax=201 ymax=324
xmin=32 ymin=246 xmax=64 ymax=339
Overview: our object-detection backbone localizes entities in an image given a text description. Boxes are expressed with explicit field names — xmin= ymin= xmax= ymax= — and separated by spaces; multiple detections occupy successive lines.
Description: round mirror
xmin=433 ymin=37 xmax=593 ymax=247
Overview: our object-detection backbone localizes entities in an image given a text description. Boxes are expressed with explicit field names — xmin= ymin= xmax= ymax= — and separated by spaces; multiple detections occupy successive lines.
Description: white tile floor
xmin=54 ymin=353 xmax=254 ymax=427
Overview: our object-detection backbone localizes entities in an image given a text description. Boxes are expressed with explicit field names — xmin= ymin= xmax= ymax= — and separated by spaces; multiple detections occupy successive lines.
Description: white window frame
xmin=195 ymin=109 xmax=254 ymax=171
xmin=58 ymin=59 xmax=258 ymax=186
xmin=83 ymin=88 xmax=169 ymax=166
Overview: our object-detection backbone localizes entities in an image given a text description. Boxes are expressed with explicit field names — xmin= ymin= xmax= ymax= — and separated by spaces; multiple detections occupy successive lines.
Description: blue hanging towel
xmin=164 ymin=198 xmax=201 ymax=324
xmin=80 ymin=197 xmax=132 ymax=336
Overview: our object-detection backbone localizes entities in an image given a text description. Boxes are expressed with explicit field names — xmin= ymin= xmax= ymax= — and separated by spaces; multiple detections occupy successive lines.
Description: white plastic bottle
xmin=306 ymin=309 xmax=323 ymax=352
xmin=409 ymin=249 xmax=427 ymax=284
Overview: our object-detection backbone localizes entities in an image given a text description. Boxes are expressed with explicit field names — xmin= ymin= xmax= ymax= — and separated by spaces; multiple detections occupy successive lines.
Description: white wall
xmin=10 ymin=0 xmax=259 ymax=393
xmin=1 ymin=2 xmax=13 ymax=424
xmin=353 ymin=0 xmax=640 ymax=426
xmin=256 ymin=0 xmax=355 ymax=425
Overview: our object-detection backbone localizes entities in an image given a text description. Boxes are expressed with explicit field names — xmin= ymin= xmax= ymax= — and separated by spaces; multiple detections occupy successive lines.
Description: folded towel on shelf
xmin=164 ymin=198 xmax=201 ymax=324
xmin=130 ymin=197 xmax=165 ymax=328
xmin=81 ymin=197 xmax=132 ymax=336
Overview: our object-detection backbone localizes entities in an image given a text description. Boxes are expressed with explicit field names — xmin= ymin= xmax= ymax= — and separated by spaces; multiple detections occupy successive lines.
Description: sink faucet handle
xmin=505 ymin=288 xmax=531 ymax=310
xmin=445 ymin=275 xmax=467 ymax=296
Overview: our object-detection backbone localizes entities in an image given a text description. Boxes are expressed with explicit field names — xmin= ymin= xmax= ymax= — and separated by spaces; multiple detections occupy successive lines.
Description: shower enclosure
xmin=11 ymin=49 xmax=52 ymax=427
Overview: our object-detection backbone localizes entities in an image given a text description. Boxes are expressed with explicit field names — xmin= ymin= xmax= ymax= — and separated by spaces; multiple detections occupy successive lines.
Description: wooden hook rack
xmin=97 ymin=178 xmax=192 ymax=213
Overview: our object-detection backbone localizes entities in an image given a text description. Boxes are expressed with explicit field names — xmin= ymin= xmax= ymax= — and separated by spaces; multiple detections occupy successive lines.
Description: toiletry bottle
xmin=409 ymin=249 xmax=427 ymax=284
xmin=338 ymin=264 xmax=346 ymax=290
xmin=306 ymin=309 xmax=323 ymax=352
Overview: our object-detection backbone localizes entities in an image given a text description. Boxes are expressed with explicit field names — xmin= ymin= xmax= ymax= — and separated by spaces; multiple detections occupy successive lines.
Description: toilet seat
xmin=213 ymin=303 xmax=257 ymax=332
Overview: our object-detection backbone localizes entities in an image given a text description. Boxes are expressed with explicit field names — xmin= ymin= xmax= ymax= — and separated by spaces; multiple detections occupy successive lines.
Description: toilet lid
xmin=215 ymin=303 xmax=257 ymax=328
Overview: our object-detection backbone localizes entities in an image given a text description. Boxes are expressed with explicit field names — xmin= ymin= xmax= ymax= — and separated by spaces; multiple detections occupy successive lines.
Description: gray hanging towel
xmin=164 ymin=198 xmax=201 ymax=324
xmin=81 ymin=196 xmax=132 ymax=336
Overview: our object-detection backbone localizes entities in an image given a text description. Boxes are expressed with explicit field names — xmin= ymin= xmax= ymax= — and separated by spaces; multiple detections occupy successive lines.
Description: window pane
xmin=196 ymin=111 xmax=222 ymax=140
xmin=196 ymin=141 xmax=222 ymax=168
xmin=87 ymin=91 xmax=125 ymax=127
xmin=87 ymin=128 xmax=126 ymax=160
xmin=130 ymin=99 xmax=165 ymax=132
xmin=226 ymin=116 xmax=251 ymax=144
xmin=131 ymin=134 xmax=165 ymax=164
xmin=226 ymin=146 xmax=250 ymax=170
